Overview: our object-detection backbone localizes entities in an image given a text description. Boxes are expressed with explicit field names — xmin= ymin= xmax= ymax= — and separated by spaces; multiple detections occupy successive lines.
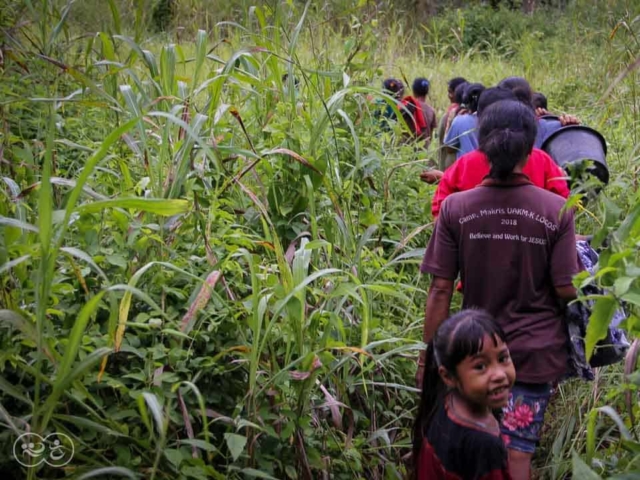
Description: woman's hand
xmin=420 ymin=169 xmax=444 ymax=184
xmin=535 ymin=108 xmax=580 ymax=126
xmin=535 ymin=107 xmax=550 ymax=117
xmin=559 ymin=114 xmax=580 ymax=126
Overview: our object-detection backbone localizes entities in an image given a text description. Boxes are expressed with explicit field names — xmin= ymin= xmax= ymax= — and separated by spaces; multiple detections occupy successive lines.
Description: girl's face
xmin=444 ymin=334 xmax=516 ymax=411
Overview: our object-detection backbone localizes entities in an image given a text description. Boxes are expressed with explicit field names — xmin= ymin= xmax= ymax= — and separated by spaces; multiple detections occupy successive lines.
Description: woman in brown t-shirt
xmin=419 ymin=100 xmax=581 ymax=480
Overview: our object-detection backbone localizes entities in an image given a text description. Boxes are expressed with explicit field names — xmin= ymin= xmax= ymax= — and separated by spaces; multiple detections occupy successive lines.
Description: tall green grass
xmin=1 ymin=0 xmax=640 ymax=478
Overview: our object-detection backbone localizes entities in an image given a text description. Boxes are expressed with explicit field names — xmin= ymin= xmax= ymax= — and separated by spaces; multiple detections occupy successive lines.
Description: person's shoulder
xmin=440 ymin=191 xmax=463 ymax=217
xmin=531 ymin=148 xmax=556 ymax=164
xmin=458 ymin=149 xmax=485 ymax=164
xmin=440 ymin=155 xmax=465 ymax=179
xmin=455 ymin=113 xmax=476 ymax=126
xmin=441 ymin=186 xmax=478 ymax=211
xmin=538 ymin=118 xmax=563 ymax=137
xmin=450 ymin=149 xmax=486 ymax=174
xmin=523 ymin=182 xmax=568 ymax=207
xmin=449 ymin=114 xmax=463 ymax=129
xmin=531 ymin=148 xmax=552 ymax=159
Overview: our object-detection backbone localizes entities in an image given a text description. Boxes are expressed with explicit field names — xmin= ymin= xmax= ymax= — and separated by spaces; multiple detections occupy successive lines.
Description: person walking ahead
xmin=418 ymin=100 xmax=581 ymax=480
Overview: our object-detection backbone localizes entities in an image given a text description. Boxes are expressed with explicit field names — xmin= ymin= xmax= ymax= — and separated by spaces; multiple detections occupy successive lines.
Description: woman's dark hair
xmin=478 ymin=100 xmax=537 ymax=180
xmin=462 ymin=83 xmax=486 ymax=113
xmin=448 ymin=76 xmax=468 ymax=94
xmin=497 ymin=76 xmax=534 ymax=107
xmin=412 ymin=310 xmax=506 ymax=467
xmin=412 ymin=77 xmax=430 ymax=97
xmin=477 ymin=87 xmax=517 ymax=116
xmin=453 ymin=81 xmax=468 ymax=104
xmin=532 ymin=92 xmax=548 ymax=110
xmin=383 ymin=78 xmax=404 ymax=98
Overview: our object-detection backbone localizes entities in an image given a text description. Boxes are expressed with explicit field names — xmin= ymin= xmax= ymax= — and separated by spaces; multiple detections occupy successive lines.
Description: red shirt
xmin=400 ymin=96 xmax=428 ymax=136
xmin=431 ymin=148 xmax=569 ymax=218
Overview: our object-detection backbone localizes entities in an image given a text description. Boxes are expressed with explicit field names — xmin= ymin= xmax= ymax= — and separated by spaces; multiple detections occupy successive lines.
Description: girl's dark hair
xmin=497 ymin=76 xmax=534 ymax=107
xmin=412 ymin=77 xmax=430 ymax=97
xmin=477 ymin=87 xmax=516 ymax=116
xmin=448 ymin=76 xmax=468 ymax=93
xmin=532 ymin=92 xmax=548 ymax=110
xmin=453 ymin=81 xmax=468 ymax=104
xmin=412 ymin=310 xmax=506 ymax=466
xmin=478 ymin=100 xmax=537 ymax=180
xmin=462 ymin=83 xmax=486 ymax=113
xmin=383 ymin=78 xmax=404 ymax=97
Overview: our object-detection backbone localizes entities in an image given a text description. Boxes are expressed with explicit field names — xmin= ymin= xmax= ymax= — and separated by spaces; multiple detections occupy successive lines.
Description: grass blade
xmin=75 ymin=198 xmax=190 ymax=216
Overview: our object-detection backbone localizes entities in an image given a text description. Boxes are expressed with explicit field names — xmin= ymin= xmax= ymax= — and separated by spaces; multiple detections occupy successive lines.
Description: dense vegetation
xmin=1 ymin=0 xmax=639 ymax=478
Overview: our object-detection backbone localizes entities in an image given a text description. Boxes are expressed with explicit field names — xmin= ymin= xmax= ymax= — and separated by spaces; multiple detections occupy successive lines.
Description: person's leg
xmin=500 ymin=382 xmax=553 ymax=480
xmin=508 ymin=449 xmax=533 ymax=480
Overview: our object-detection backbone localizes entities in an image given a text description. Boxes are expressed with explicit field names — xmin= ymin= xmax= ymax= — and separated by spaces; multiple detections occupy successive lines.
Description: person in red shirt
xmin=400 ymin=94 xmax=429 ymax=141
xmin=431 ymin=87 xmax=570 ymax=219
xmin=432 ymin=149 xmax=569 ymax=218
xmin=414 ymin=310 xmax=515 ymax=480
xmin=401 ymin=77 xmax=438 ymax=147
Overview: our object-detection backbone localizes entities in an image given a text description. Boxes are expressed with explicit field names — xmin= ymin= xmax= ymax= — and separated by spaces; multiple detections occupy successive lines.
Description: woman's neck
xmin=511 ymin=164 xmax=525 ymax=174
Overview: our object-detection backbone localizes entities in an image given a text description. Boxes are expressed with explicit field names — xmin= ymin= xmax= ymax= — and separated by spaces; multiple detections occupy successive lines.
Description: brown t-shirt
xmin=421 ymin=175 xmax=580 ymax=383
xmin=417 ymin=100 xmax=437 ymax=139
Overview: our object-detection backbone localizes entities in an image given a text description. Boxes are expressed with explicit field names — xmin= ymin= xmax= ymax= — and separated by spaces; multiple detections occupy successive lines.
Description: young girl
xmin=414 ymin=309 xmax=515 ymax=480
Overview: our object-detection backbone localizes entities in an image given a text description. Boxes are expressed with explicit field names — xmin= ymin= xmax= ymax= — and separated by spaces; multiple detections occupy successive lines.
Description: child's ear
xmin=438 ymin=366 xmax=456 ymax=388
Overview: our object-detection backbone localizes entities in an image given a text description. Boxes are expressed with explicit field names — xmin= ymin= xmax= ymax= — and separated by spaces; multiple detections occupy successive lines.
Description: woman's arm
xmin=555 ymin=284 xmax=577 ymax=303
xmin=443 ymin=118 xmax=460 ymax=149
xmin=418 ymin=202 xmax=459 ymax=386
xmin=416 ymin=277 xmax=454 ymax=387
xmin=423 ymin=277 xmax=455 ymax=345
xmin=550 ymin=209 xmax=581 ymax=299
xmin=543 ymin=155 xmax=570 ymax=198
xmin=431 ymin=164 xmax=459 ymax=218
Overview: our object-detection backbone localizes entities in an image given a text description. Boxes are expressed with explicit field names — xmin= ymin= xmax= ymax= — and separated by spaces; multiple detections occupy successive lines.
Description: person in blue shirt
xmin=439 ymin=80 xmax=469 ymax=170
xmin=443 ymin=83 xmax=485 ymax=161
